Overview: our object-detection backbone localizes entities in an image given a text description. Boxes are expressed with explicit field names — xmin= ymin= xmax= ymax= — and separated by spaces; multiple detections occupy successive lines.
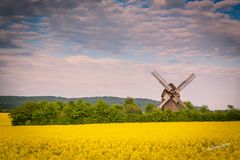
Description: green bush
xmin=10 ymin=99 xmax=240 ymax=125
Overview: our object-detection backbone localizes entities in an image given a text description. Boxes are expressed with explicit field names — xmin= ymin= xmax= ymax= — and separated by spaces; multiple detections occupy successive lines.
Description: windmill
xmin=151 ymin=71 xmax=196 ymax=112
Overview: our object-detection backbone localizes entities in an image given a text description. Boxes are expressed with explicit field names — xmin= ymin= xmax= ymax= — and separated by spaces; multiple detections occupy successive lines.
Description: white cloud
xmin=187 ymin=0 xmax=215 ymax=11
xmin=39 ymin=0 xmax=240 ymax=61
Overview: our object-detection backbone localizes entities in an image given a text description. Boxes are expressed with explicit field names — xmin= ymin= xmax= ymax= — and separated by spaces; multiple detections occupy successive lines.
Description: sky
xmin=0 ymin=0 xmax=240 ymax=110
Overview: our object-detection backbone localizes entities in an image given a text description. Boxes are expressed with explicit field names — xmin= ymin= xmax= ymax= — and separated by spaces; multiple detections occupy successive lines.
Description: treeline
xmin=10 ymin=98 xmax=240 ymax=125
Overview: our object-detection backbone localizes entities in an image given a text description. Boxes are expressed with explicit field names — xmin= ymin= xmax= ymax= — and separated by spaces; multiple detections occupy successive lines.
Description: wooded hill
xmin=0 ymin=96 xmax=160 ymax=111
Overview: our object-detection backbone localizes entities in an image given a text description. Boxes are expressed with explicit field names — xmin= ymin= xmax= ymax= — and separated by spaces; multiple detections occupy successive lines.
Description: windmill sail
xmin=151 ymin=71 xmax=172 ymax=91
xmin=158 ymin=95 xmax=171 ymax=109
xmin=176 ymin=73 xmax=196 ymax=92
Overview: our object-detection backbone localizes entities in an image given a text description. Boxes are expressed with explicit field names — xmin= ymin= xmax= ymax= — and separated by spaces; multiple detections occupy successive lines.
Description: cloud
xmin=0 ymin=0 xmax=84 ymax=17
xmin=1 ymin=0 xmax=240 ymax=60
xmin=53 ymin=1 xmax=240 ymax=58
xmin=215 ymin=0 xmax=240 ymax=9
xmin=187 ymin=0 xmax=215 ymax=11
xmin=1 ymin=0 xmax=240 ymax=108
xmin=187 ymin=0 xmax=240 ymax=11
xmin=150 ymin=0 xmax=184 ymax=8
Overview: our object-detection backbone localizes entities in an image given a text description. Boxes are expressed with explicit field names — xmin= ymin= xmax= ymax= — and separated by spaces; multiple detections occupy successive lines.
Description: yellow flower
xmin=0 ymin=113 xmax=240 ymax=160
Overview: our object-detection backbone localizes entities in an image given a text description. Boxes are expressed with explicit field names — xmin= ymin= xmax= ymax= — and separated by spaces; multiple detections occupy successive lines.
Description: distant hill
xmin=0 ymin=96 xmax=160 ymax=111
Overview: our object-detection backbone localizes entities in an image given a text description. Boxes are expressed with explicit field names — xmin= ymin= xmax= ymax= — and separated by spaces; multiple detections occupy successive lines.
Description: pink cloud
xmin=215 ymin=0 xmax=240 ymax=9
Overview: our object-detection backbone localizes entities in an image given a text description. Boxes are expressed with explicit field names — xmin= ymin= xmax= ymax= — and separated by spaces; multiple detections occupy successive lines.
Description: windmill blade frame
xmin=158 ymin=94 xmax=171 ymax=109
xmin=151 ymin=71 xmax=172 ymax=91
xmin=176 ymin=73 xmax=196 ymax=92
xmin=178 ymin=98 xmax=186 ymax=108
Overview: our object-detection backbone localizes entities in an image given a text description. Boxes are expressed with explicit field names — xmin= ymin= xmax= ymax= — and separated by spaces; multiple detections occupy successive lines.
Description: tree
xmin=227 ymin=108 xmax=240 ymax=120
xmin=199 ymin=105 xmax=209 ymax=113
xmin=62 ymin=101 xmax=77 ymax=122
xmin=227 ymin=104 xmax=235 ymax=110
xmin=163 ymin=109 xmax=175 ymax=121
xmin=92 ymin=100 xmax=110 ymax=122
xmin=10 ymin=98 xmax=240 ymax=125
xmin=122 ymin=97 xmax=142 ymax=114
xmin=145 ymin=104 xmax=157 ymax=113
xmin=184 ymin=101 xmax=195 ymax=110
xmin=111 ymin=104 xmax=123 ymax=110
xmin=11 ymin=102 xmax=41 ymax=125
xmin=109 ymin=105 xmax=126 ymax=122
xmin=124 ymin=97 xmax=135 ymax=105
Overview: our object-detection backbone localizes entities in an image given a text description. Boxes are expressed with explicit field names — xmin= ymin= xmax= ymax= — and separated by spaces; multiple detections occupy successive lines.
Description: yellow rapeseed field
xmin=0 ymin=113 xmax=11 ymax=126
xmin=0 ymin=113 xmax=240 ymax=160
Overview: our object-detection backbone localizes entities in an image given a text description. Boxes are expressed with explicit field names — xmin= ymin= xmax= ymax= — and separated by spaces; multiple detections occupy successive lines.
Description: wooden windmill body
xmin=151 ymin=71 xmax=196 ymax=112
